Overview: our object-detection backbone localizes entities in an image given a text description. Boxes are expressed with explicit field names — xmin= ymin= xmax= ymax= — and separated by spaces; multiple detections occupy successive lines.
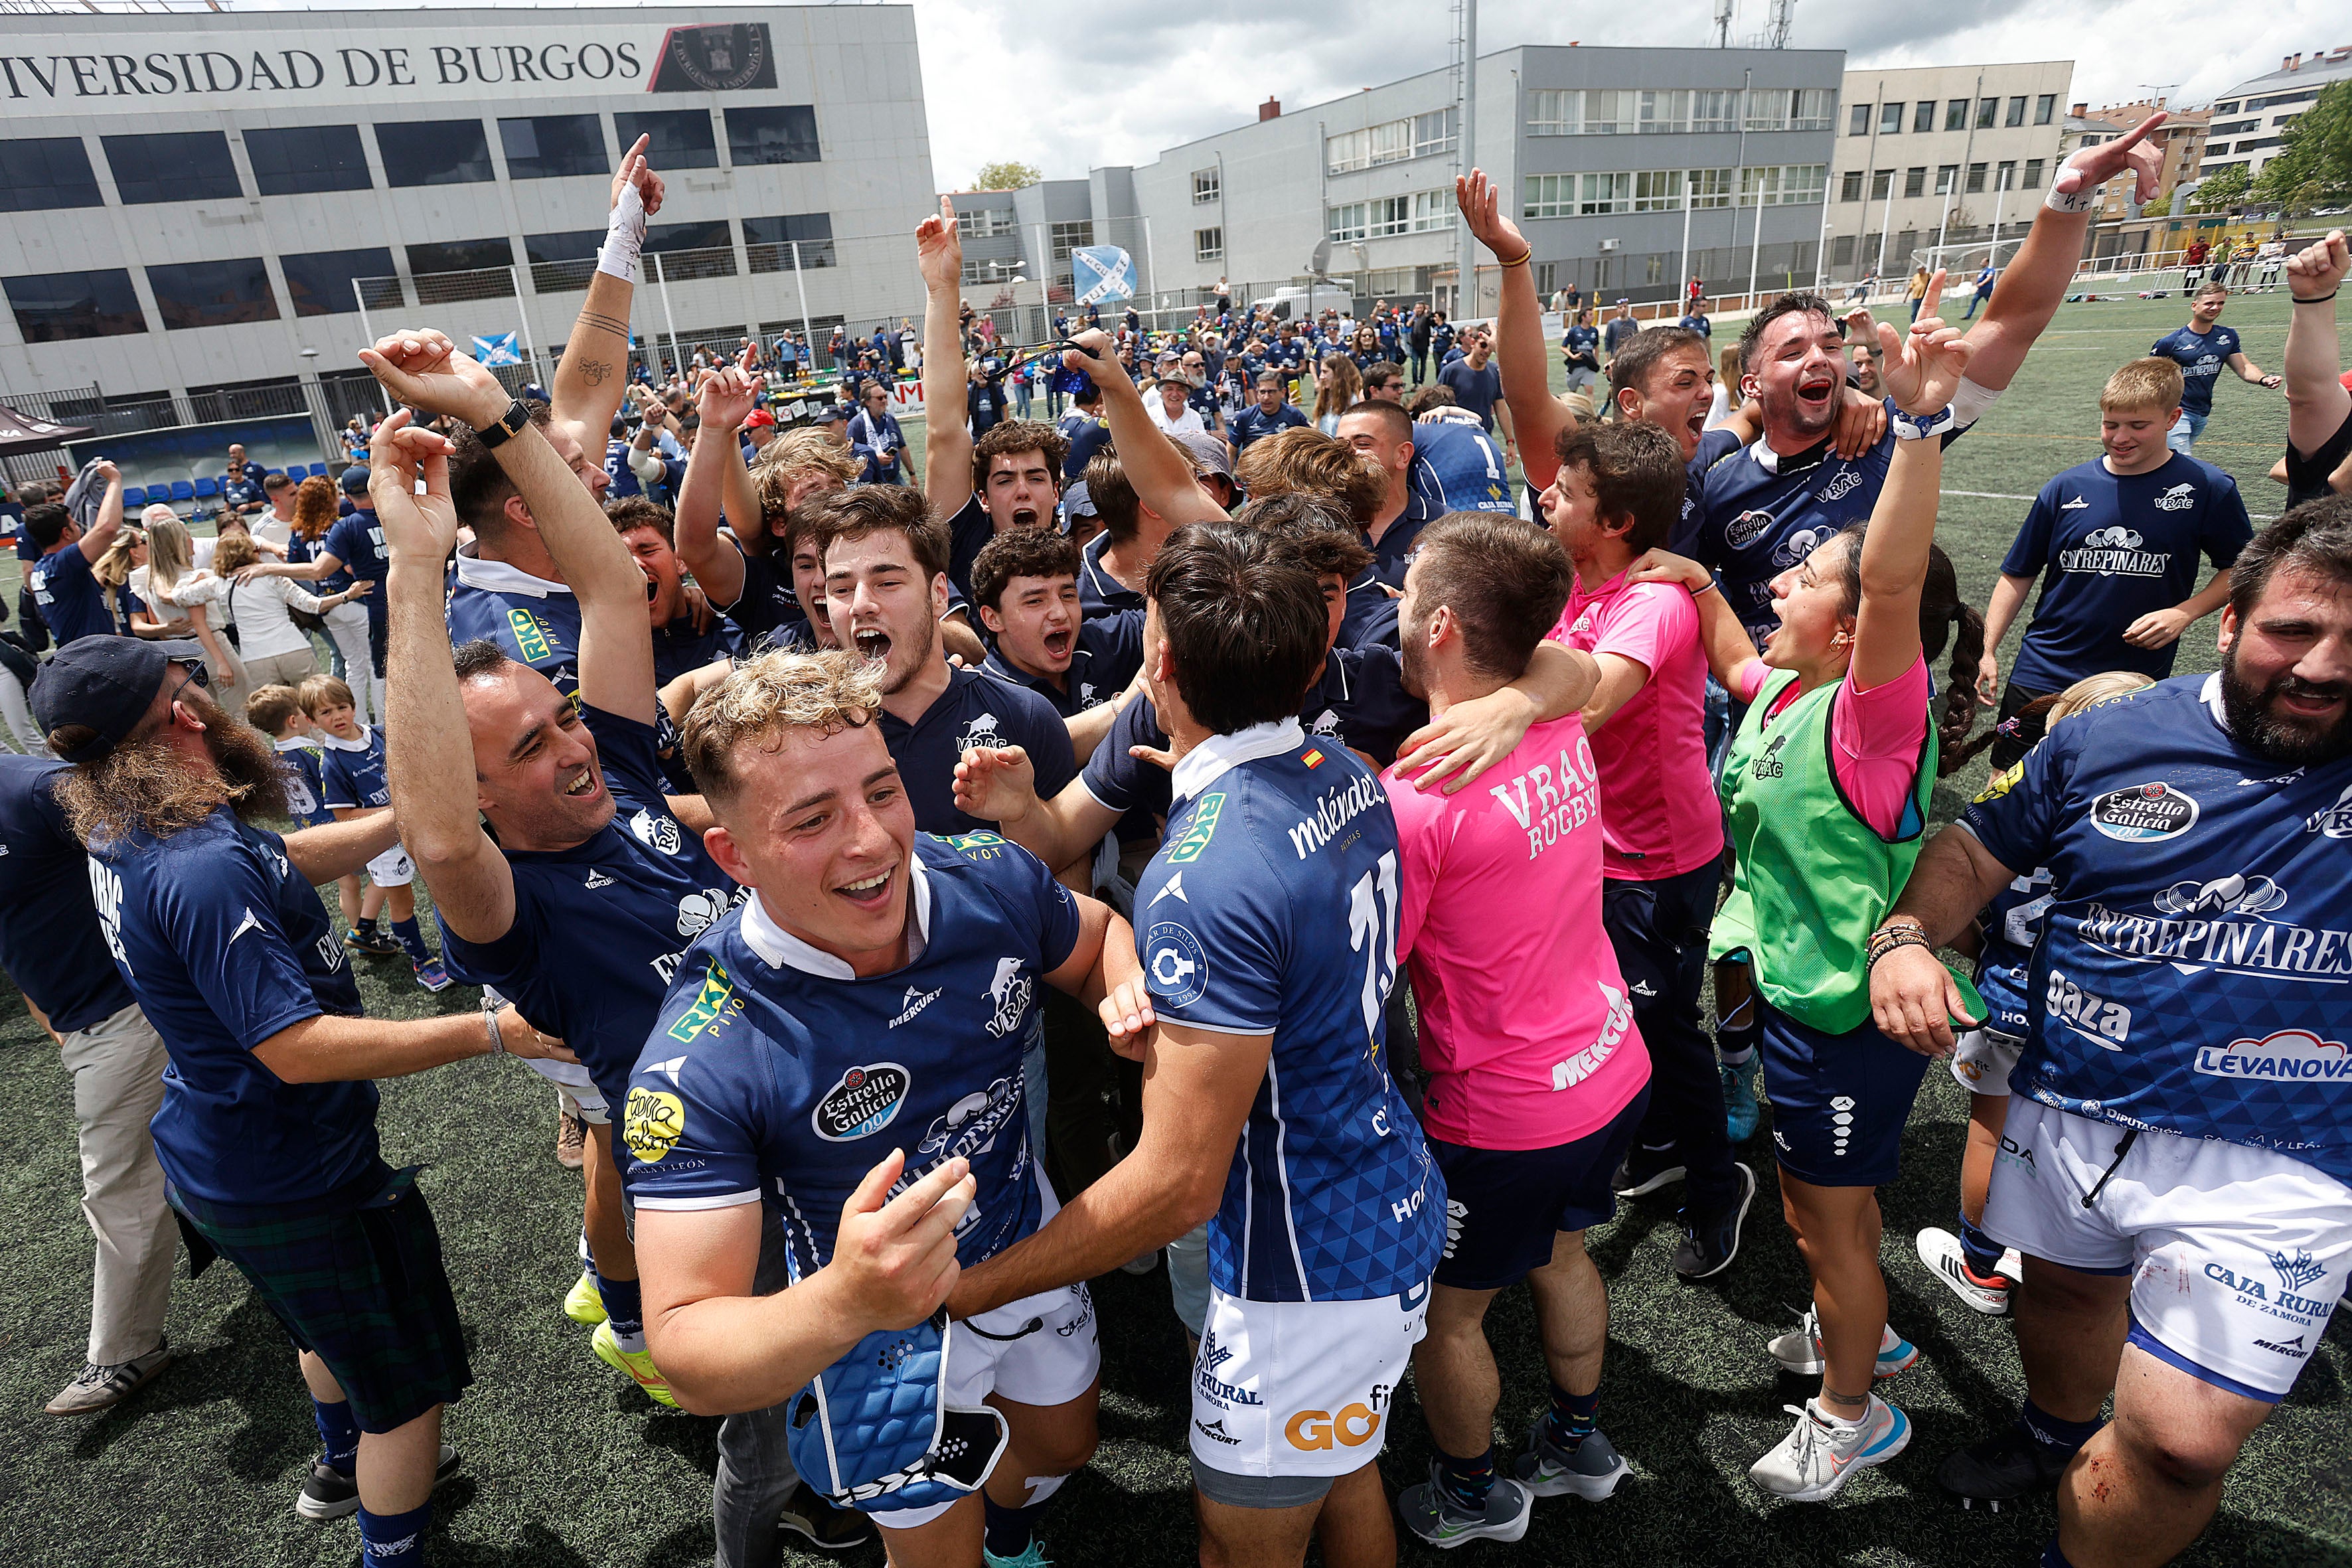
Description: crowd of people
xmin=4 ymin=108 xmax=2351 ymax=1568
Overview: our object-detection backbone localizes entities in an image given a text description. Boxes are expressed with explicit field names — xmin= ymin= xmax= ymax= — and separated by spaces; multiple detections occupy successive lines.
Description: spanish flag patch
xmin=1301 ymin=749 xmax=1325 ymax=769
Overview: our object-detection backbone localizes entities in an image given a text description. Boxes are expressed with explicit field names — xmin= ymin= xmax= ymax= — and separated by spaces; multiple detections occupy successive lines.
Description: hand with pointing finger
xmin=822 ymin=1151 xmax=973 ymax=1332
xmin=1875 ymin=271 xmax=1974 ymax=417
xmin=2051 ymin=110 xmax=2166 ymax=208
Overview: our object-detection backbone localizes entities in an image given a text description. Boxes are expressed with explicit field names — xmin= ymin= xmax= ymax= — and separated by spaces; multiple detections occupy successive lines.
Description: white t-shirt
xmin=1146 ymin=397 xmax=1206 ymax=437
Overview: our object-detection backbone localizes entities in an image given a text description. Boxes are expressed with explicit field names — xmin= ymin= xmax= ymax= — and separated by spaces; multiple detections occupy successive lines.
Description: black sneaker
xmin=777 ymin=1481 xmax=877 ymax=1552
xmin=1672 ymin=1162 xmax=1756 ymax=1280
xmin=1936 ymin=1422 xmax=2071 ymax=1511
xmin=1612 ymin=1144 xmax=1687 ymax=1198
xmin=295 ymin=1443 xmax=461 ymax=1520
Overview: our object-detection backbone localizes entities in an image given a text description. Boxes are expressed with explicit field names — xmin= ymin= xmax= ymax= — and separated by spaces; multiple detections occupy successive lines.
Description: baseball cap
xmin=1063 ymin=479 xmax=1097 ymax=520
xmin=30 ymin=635 xmax=208 ymax=763
xmin=744 ymin=408 xmax=776 ymax=428
xmin=816 ymin=402 xmax=850 ymax=425
xmin=340 ymin=467 xmax=370 ymax=495
xmin=1172 ymin=430 xmax=1233 ymax=481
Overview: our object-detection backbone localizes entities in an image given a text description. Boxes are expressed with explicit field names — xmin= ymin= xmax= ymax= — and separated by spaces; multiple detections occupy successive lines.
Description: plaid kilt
xmin=169 ymin=1164 xmax=472 ymax=1433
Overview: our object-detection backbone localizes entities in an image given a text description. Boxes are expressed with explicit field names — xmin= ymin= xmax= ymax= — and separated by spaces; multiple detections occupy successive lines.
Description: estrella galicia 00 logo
xmin=1144 ymin=922 xmax=1209 ymax=1008
xmin=2089 ymin=781 xmax=2199 ymax=842
xmin=813 ymin=1063 xmax=911 ymax=1142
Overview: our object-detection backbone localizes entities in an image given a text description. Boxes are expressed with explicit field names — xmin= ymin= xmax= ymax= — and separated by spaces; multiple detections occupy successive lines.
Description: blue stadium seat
xmin=170 ymin=480 xmax=195 ymax=504
xmin=309 ymin=463 xmax=329 ymax=478
xmin=192 ymin=476 xmax=218 ymax=500
xmin=122 ymin=486 xmax=146 ymax=507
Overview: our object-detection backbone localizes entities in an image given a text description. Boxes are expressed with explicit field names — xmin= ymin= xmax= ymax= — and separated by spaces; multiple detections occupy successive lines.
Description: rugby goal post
xmin=1911 ymin=236 xmax=2031 ymax=285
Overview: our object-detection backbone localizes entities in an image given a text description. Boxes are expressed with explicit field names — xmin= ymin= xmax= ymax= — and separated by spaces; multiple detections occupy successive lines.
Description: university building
xmin=0 ymin=4 xmax=935 ymax=479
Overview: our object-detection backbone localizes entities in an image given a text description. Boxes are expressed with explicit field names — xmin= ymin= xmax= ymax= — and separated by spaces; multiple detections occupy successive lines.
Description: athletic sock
xmin=594 ymin=1267 xmax=647 ymax=1354
xmin=390 ymin=917 xmax=431 ymax=968
xmin=2039 ymin=1539 xmax=2078 ymax=1568
xmin=311 ymin=1397 xmax=362 ymax=1476
xmin=1810 ymin=1396 xmax=1868 ymax=1429
xmin=1541 ymin=1382 xmax=1600 ymax=1452
xmin=1956 ymin=1210 xmax=2006 ymax=1279
xmin=1435 ymin=1444 xmax=1496 ymax=1513
xmin=355 ymin=917 xmax=381 ymax=939
xmin=2019 ymin=1397 xmax=2103 ymax=1466
xmin=983 ymin=1493 xmax=1052 ymax=1559
xmin=1715 ymin=1002 xmax=1758 ymax=1067
xmin=358 ymin=1500 xmax=431 ymax=1568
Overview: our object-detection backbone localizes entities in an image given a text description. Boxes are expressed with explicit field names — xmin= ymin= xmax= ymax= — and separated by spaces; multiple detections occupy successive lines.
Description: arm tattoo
xmin=576 ymin=310 xmax=629 ymax=341
xmin=578 ymin=360 xmax=612 ymax=386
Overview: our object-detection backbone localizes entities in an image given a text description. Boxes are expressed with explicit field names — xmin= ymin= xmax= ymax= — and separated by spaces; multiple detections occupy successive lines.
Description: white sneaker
xmin=1766 ymin=1304 xmax=1920 ymax=1378
xmin=1749 ymin=1397 xmax=1911 ymax=1501
xmin=1916 ymin=1227 xmax=2013 ymax=1315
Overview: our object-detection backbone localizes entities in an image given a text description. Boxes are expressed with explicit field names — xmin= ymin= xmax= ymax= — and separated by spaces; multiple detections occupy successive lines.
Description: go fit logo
xmin=1283 ymin=1387 xmax=1391 ymax=1451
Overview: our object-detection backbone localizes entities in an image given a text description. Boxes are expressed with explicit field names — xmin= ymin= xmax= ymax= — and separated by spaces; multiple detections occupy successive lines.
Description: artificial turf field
xmin=1 ymin=289 xmax=2349 ymax=1568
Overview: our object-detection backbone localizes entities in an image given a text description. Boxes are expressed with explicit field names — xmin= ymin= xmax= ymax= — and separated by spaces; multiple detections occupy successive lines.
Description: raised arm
xmin=1063 ymin=331 xmax=1227 ymax=524
xmin=1460 ymin=171 xmax=1575 ymax=484
xmin=2284 ymin=230 xmax=2351 ymax=459
xmin=361 ymin=329 xmax=657 ymax=727
xmin=674 ymin=357 xmax=759 ymax=607
xmin=917 ymin=197 xmax=975 ymax=518
xmin=1851 ymin=279 xmax=1970 ymax=692
xmin=76 ymin=461 xmax=124 ymax=563
xmin=1962 ymin=115 xmax=2165 ymax=392
xmin=548 ymin=135 xmax=665 ymax=454
xmin=364 ymin=406 xmax=517 ymax=945
xmin=951 ymin=745 xmax=1123 ymax=868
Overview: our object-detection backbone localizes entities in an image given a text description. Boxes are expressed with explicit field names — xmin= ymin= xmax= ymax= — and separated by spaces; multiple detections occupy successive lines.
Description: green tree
xmin=971 ymin=160 xmax=1041 ymax=191
xmin=2186 ymin=164 xmax=2250 ymax=214
xmin=2250 ymin=80 xmax=2352 ymax=211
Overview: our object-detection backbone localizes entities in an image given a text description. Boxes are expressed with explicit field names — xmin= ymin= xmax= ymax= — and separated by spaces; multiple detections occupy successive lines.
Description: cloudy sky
xmin=915 ymin=0 xmax=2345 ymax=183
xmin=236 ymin=0 xmax=2343 ymax=186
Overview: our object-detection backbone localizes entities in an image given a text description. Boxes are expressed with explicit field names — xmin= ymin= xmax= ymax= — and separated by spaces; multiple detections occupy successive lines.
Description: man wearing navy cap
xmin=29 ymin=633 xmax=571 ymax=1563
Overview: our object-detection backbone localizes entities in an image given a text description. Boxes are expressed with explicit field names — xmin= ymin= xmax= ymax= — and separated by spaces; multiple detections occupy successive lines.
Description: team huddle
xmin=5 ymin=108 xmax=2352 ymax=1568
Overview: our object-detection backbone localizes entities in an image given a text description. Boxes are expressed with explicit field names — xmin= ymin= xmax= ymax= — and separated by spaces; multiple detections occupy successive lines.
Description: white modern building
xmin=948 ymin=43 xmax=1843 ymax=332
xmin=0 ymin=4 xmax=935 ymax=475
xmin=1825 ymin=61 xmax=2073 ymax=283
xmin=2200 ymin=44 xmax=2352 ymax=185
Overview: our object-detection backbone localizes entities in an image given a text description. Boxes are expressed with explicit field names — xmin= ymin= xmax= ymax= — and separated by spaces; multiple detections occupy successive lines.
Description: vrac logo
xmin=2152 ymin=483 xmax=2197 ymax=512
xmin=629 ymin=808 xmax=683 ymax=855
xmin=2306 ymin=781 xmax=2352 ymax=838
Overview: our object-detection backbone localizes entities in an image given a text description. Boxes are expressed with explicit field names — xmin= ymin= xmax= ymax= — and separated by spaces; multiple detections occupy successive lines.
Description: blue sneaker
xmin=1721 ymin=1055 xmax=1761 ymax=1143
xmin=984 ymin=1543 xmax=1057 ymax=1568
xmin=412 ymin=958 xmax=453 ymax=993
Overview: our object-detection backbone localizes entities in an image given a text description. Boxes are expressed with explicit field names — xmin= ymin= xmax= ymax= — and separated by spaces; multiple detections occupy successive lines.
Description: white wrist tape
xmin=2043 ymin=176 xmax=2100 ymax=214
xmin=1946 ymin=376 xmax=2003 ymax=431
xmin=597 ymin=181 xmax=647 ymax=283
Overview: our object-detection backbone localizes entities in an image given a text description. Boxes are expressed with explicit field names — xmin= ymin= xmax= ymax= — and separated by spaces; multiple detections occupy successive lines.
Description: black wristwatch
xmin=474 ymin=398 xmax=531 ymax=449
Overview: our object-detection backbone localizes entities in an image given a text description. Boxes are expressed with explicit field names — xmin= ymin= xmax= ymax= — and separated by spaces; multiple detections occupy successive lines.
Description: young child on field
xmin=246 ymin=684 xmax=366 ymax=930
xmin=296 ymin=674 xmax=451 ymax=991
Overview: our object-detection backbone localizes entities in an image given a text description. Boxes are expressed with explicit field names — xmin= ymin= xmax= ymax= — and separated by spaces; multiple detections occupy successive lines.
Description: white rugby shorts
xmin=1188 ymin=1282 xmax=1430 ymax=1494
xmin=866 ymin=1283 xmax=1099 ymax=1531
xmin=1984 ymin=1098 xmax=2352 ymax=1401
xmin=364 ymin=844 xmax=415 ymax=889
xmin=1948 ymin=1027 xmax=2023 ymax=1097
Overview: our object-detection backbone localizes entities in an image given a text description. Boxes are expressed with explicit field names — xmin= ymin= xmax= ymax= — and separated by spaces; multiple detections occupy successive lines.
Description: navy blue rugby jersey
xmin=89 ymin=809 xmax=374 ymax=1206
xmin=441 ymin=706 xmax=740 ymax=1107
xmin=0 ymin=756 xmax=134 ymax=1034
xmin=1965 ymin=761 xmax=2055 ymax=1041
xmin=1137 ymin=719 xmax=1444 ymax=1302
xmin=1407 ymin=419 xmax=1515 ymax=518
xmin=1962 ymin=675 xmax=2352 ymax=1184
xmin=2149 ymin=323 xmax=2241 ymax=418
xmin=621 ymin=834 xmax=1081 ymax=1277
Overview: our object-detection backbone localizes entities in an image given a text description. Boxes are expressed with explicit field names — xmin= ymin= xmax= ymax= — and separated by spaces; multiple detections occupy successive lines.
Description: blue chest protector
xmin=784 ymin=1310 xmax=1009 ymax=1513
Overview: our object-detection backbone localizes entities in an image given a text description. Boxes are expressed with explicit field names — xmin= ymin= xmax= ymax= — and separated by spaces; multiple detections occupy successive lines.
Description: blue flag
xmin=1071 ymin=246 xmax=1135 ymax=306
xmin=473 ymin=331 xmax=522 ymax=366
